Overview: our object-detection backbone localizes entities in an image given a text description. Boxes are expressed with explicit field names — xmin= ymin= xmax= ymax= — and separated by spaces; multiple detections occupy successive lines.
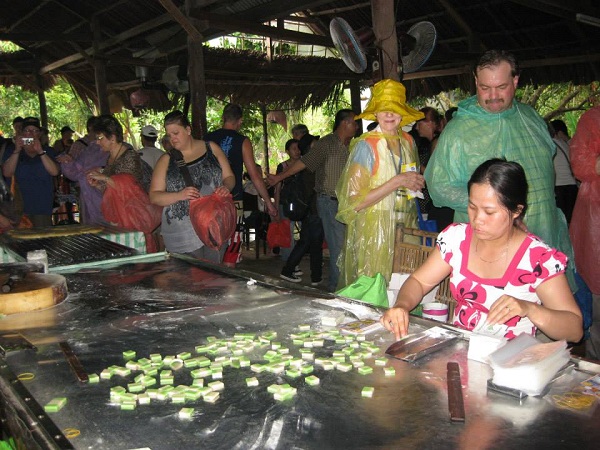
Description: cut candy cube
xmin=179 ymin=407 xmax=194 ymax=419
xmin=362 ymin=387 xmax=374 ymax=398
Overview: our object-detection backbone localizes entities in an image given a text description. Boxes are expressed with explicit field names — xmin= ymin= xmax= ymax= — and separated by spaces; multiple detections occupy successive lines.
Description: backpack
xmin=280 ymin=172 xmax=309 ymax=221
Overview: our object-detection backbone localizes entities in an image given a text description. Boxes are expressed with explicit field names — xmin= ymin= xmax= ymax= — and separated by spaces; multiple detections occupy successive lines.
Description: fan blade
xmin=400 ymin=21 xmax=437 ymax=73
xmin=329 ymin=17 xmax=367 ymax=73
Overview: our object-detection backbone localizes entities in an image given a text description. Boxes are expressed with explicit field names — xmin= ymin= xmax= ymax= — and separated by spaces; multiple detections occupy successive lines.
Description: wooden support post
xmin=349 ymin=79 xmax=362 ymax=134
xmin=188 ymin=32 xmax=207 ymax=138
xmin=92 ymin=17 xmax=110 ymax=114
xmin=35 ymin=73 xmax=48 ymax=128
xmin=371 ymin=0 xmax=399 ymax=81
xmin=161 ymin=0 xmax=207 ymax=138
xmin=260 ymin=104 xmax=269 ymax=174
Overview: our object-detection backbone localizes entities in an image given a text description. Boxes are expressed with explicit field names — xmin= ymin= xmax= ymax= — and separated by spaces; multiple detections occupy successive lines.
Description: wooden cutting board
xmin=0 ymin=273 xmax=68 ymax=315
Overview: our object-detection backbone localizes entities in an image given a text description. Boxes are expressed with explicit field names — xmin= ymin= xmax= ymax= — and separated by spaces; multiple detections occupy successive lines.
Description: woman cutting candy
xmin=381 ymin=159 xmax=583 ymax=343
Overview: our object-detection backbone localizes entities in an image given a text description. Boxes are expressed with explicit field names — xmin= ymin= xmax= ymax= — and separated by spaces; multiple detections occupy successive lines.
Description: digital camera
xmin=22 ymin=137 xmax=34 ymax=145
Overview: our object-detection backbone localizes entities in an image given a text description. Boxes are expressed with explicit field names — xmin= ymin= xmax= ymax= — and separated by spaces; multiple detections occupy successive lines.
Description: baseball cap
xmin=21 ymin=117 xmax=41 ymax=131
xmin=60 ymin=126 xmax=75 ymax=134
xmin=141 ymin=125 xmax=158 ymax=138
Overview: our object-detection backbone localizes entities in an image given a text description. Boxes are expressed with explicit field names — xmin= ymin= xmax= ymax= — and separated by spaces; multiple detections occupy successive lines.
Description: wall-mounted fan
xmin=329 ymin=17 xmax=437 ymax=77
xmin=162 ymin=65 xmax=189 ymax=94
xmin=399 ymin=21 xmax=437 ymax=73
xmin=329 ymin=17 xmax=369 ymax=73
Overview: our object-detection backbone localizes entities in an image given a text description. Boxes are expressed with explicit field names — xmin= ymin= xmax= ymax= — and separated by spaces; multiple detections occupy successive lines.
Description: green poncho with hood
xmin=424 ymin=96 xmax=574 ymax=277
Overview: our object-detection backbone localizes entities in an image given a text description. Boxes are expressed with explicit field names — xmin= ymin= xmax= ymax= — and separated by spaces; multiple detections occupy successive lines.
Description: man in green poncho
xmin=424 ymin=50 xmax=575 ymax=286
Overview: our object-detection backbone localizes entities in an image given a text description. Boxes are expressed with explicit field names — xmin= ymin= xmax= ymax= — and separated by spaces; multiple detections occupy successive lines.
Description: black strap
xmin=170 ymin=142 xmax=212 ymax=187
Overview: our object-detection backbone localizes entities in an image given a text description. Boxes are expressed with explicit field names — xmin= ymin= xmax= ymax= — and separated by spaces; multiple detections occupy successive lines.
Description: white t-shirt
xmin=138 ymin=146 xmax=164 ymax=169
xmin=552 ymin=138 xmax=576 ymax=186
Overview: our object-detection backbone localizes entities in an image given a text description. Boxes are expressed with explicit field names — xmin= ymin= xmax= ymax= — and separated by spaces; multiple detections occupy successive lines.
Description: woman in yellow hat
xmin=335 ymin=79 xmax=425 ymax=289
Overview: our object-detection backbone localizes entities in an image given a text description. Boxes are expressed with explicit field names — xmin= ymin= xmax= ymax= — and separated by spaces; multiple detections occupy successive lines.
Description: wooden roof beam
xmin=437 ymin=0 xmax=486 ymax=53
xmin=188 ymin=11 xmax=334 ymax=46
xmin=507 ymin=0 xmax=600 ymax=19
xmin=38 ymin=14 xmax=174 ymax=74
xmin=0 ymin=32 xmax=91 ymax=43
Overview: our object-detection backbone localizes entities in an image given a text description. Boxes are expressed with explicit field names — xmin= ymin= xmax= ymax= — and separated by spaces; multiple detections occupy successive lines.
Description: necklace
xmin=475 ymin=236 xmax=510 ymax=264
xmin=109 ymin=144 xmax=124 ymax=165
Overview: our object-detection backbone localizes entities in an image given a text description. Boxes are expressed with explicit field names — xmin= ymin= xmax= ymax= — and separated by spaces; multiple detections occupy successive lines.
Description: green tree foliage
xmin=0 ymin=78 xmax=92 ymax=141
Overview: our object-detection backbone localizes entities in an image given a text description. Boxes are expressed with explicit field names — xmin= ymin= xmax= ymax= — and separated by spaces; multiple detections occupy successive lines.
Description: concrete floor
xmin=235 ymin=238 xmax=331 ymax=293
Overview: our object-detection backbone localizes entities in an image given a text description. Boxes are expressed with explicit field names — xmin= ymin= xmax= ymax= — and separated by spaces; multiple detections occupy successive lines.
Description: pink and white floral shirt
xmin=437 ymin=223 xmax=568 ymax=339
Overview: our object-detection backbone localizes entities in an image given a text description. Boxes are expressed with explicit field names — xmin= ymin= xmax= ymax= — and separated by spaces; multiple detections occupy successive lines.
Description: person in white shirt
xmin=138 ymin=125 xmax=164 ymax=169
xmin=550 ymin=119 xmax=578 ymax=224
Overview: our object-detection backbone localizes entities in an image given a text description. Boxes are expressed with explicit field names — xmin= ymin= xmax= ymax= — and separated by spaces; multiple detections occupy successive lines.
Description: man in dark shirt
xmin=268 ymin=109 xmax=358 ymax=291
xmin=205 ymin=104 xmax=276 ymax=266
xmin=205 ymin=104 xmax=276 ymax=217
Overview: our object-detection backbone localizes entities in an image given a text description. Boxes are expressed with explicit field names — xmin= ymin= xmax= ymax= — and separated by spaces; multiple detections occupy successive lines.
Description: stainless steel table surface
xmin=0 ymin=255 xmax=598 ymax=450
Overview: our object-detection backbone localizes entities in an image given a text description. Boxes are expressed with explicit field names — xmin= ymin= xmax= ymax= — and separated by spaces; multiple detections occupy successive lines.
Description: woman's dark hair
xmin=93 ymin=115 xmax=123 ymax=142
xmin=285 ymin=138 xmax=299 ymax=152
xmin=420 ymin=107 xmax=442 ymax=127
xmin=468 ymin=158 xmax=528 ymax=226
xmin=164 ymin=110 xmax=191 ymax=128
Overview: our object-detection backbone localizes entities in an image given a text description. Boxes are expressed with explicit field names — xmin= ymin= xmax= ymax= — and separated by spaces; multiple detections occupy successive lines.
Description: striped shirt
xmin=301 ymin=132 xmax=348 ymax=197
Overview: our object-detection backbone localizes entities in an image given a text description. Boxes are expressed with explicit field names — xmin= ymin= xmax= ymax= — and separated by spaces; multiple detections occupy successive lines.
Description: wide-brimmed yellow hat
xmin=357 ymin=79 xmax=424 ymax=126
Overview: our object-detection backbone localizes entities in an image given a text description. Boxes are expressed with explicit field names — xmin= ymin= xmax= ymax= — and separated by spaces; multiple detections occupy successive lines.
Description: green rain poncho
xmin=335 ymin=131 xmax=419 ymax=289
xmin=424 ymin=96 xmax=575 ymax=273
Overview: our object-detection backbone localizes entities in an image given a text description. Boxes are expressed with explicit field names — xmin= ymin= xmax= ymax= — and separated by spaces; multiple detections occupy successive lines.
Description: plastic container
xmin=27 ymin=249 xmax=48 ymax=273
xmin=422 ymin=302 xmax=448 ymax=322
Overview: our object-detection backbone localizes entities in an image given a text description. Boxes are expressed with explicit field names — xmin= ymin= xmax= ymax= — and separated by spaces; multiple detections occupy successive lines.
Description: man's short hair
xmin=550 ymin=119 xmax=569 ymax=137
xmin=474 ymin=50 xmax=520 ymax=78
xmin=291 ymin=124 xmax=309 ymax=136
xmin=333 ymin=109 xmax=355 ymax=131
xmin=223 ymin=103 xmax=243 ymax=123
xmin=12 ymin=116 xmax=24 ymax=125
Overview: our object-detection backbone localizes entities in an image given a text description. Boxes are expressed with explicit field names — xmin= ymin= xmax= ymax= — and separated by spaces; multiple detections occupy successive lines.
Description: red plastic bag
xmin=101 ymin=173 xmax=162 ymax=252
xmin=189 ymin=193 xmax=236 ymax=251
xmin=266 ymin=219 xmax=291 ymax=249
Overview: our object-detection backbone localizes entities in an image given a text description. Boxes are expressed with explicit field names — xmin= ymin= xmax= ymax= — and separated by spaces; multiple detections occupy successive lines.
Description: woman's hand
xmin=86 ymin=169 xmax=108 ymax=183
xmin=56 ymin=153 xmax=73 ymax=164
xmin=381 ymin=306 xmax=412 ymax=341
xmin=485 ymin=294 xmax=528 ymax=326
xmin=394 ymin=171 xmax=425 ymax=192
xmin=213 ymin=186 xmax=231 ymax=197
xmin=180 ymin=186 xmax=201 ymax=201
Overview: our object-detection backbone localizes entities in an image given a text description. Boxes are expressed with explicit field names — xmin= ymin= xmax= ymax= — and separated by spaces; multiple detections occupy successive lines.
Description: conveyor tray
xmin=2 ymin=233 xmax=137 ymax=267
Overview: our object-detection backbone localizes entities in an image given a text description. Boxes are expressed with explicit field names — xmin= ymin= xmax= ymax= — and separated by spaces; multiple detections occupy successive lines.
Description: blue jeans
xmin=317 ymin=195 xmax=345 ymax=292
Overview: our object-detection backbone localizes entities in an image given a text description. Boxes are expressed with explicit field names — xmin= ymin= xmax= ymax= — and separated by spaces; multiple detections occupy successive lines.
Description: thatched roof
xmin=1 ymin=0 xmax=599 ymax=111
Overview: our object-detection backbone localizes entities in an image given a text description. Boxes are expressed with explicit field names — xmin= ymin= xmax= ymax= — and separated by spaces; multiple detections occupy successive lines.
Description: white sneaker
xmin=280 ymin=273 xmax=302 ymax=283
xmin=293 ymin=266 xmax=304 ymax=276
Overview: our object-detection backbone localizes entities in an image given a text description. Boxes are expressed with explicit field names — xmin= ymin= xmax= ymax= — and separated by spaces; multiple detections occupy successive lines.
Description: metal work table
xmin=0 ymin=255 xmax=598 ymax=449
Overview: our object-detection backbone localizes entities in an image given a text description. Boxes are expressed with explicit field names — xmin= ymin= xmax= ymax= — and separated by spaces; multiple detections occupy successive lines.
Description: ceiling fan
xmin=329 ymin=17 xmax=437 ymax=78
xmin=161 ymin=65 xmax=189 ymax=94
